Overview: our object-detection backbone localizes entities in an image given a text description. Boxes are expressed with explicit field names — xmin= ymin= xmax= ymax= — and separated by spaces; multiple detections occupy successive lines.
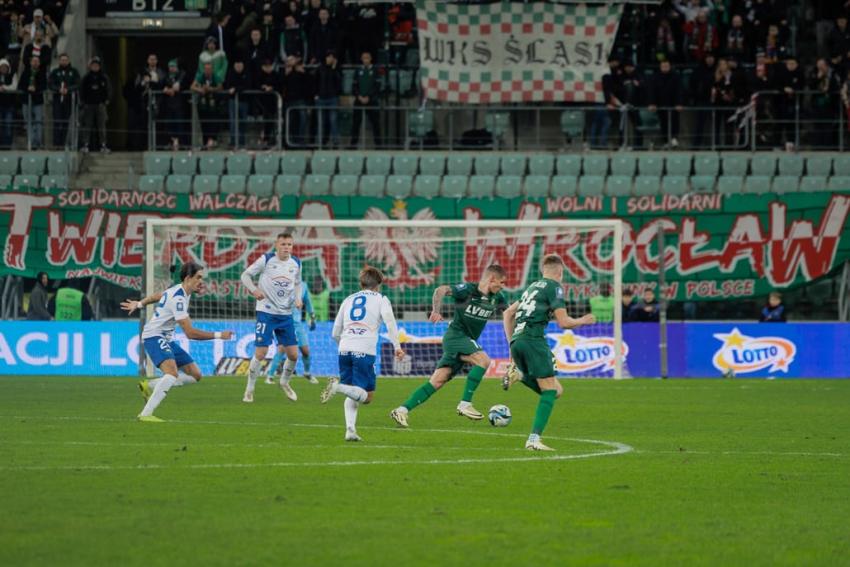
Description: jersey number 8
xmin=349 ymin=295 xmax=367 ymax=321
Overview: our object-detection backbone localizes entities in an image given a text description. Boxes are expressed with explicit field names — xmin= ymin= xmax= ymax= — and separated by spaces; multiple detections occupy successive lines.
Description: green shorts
xmin=437 ymin=332 xmax=483 ymax=377
xmin=510 ymin=338 xmax=556 ymax=381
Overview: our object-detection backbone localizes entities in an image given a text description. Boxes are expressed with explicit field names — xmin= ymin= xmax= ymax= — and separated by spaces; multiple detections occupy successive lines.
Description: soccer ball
xmin=488 ymin=404 xmax=512 ymax=427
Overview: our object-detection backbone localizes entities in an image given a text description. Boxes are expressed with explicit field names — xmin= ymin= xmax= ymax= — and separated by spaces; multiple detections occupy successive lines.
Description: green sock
xmin=402 ymin=382 xmax=437 ymax=411
xmin=461 ymin=365 xmax=486 ymax=402
xmin=520 ymin=377 xmax=542 ymax=395
xmin=532 ymin=390 xmax=558 ymax=435
xmin=302 ymin=354 xmax=311 ymax=373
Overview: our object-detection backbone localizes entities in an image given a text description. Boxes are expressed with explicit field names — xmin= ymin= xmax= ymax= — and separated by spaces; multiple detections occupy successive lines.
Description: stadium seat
xmin=744 ymin=175 xmax=771 ymax=194
xmin=171 ymin=154 xmax=198 ymax=175
xmin=606 ymin=175 xmax=632 ymax=196
xmin=750 ymin=154 xmax=777 ymax=177
xmin=555 ymin=155 xmax=581 ymax=176
xmin=577 ymin=175 xmax=605 ymax=196
xmin=138 ymin=175 xmax=164 ymax=192
xmin=220 ymin=175 xmax=246 ymax=194
xmin=165 ymin=174 xmax=192 ymax=194
xmin=20 ymin=155 xmax=46 ymax=176
xmin=806 ymin=155 xmax=832 ymax=177
xmin=442 ymin=175 xmax=468 ymax=198
xmin=413 ymin=175 xmax=441 ymax=198
xmin=524 ymin=175 xmax=550 ymax=198
xmin=485 ymin=111 xmax=510 ymax=147
xmin=341 ymin=68 xmax=355 ymax=95
xmin=551 ymin=175 xmax=578 ymax=196
xmin=474 ymin=155 xmax=500 ymax=176
xmin=199 ymin=154 xmax=226 ymax=175
xmin=144 ymin=153 xmax=171 ymax=176
xmin=254 ymin=154 xmax=280 ymax=175
xmin=772 ymin=176 xmax=799 ymax=194
xmin=800 ymin=175 xmax=828 ymax=192
xmin=331 ymin=174 xmax=359 ymax=196
xmin=690 ymin=175 xmax=716 ymax=192
xmin=248 ymin=175 xmax=275 ymax=196
xmin=560 ymin=110 xmax=585 ymax=142
xmin=419 ymin=155 xmax=445 ymax=176
xmin=0 ymin=153 xmax=19 ymax=175
xmin=338 ymin=155 xmax=364 ymax=175
xmin=721 ymin=154 xmax=748 ymax=176
xmin=633 ymin=176 xmax=660 ymax=196
xmin=833 ymin=155 xmax=850 ymax=176
xmin=311 ymin=153 xmax=337 ymax=176
xmin=661 ymin=175 xmax=689 ymax=195
xmin=366 ymin=155 xmax=392 ymax=175
xmin=273 ymin=174 xmax=299 ymax=196
xmin=406 ymin=110 xmax=434 ymax=148
xmin=280 ymin=153 xmax=308 ymax=175
xmin=386 ymin=175 xmax=413 ymax=198
xmin=693 ymin=154 xmax=720 ymax=176
xmin=827 ymin=176 xmax=850 ymax=192
xmin=500 ymin=155 xmax=526 ymax=176
xmin=637 ymin=154 xmax=663 ymax=176
xmin=193 ymin=174 xmax=219 ymax=194
xmin=582 ymin=155 xmax=608 ymax=176
xmin=529 ymin=154 xmax=554 ymax=176
xmin=47 ymin=154 xmax=71 ymax=175
xmin=226 ymin=154 xmax=252 ymax=176
xmin=13 ymin=174 xmax=39 ymax=189
xmin=664 ymin=154 xmax=691 ymax=176
xmin=778 ymin=154 xmax=803 ymax=177
xmin=611 ymin=154 xmax=637 ymax=176
xmin=636 ymin=109 xmax=661 ymax=139
xmin=303 ymin=174 xmax=332 ymax=195
xmin=40 ymin=175 xmax=67 ymax=190
xmin=469 ymin=175 xmax=495 ymax=198
xmin=447 ymin=154 xmax=473 ymax=176
xmin=495 ymin=176 xmax=522 ymax=198
xmin=392 ymin=155 xmax=418 ymax=176
xmin=0 ymin=174 xmax=12 ymax=188
xmin=717 ymin=176 xmax=744 ymax=194
xmin=359 ymin=174 xmax=386 ymax=197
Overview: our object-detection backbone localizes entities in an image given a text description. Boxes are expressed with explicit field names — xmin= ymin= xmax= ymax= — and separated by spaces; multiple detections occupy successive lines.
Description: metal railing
xmin=1 ymin=90 xmax=78 ymax=151
xmin=751 ymin=89 xmax=846 ymax=151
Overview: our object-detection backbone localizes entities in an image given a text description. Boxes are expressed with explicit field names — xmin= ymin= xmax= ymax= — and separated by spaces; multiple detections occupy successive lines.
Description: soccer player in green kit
xmin=502 ymin=254 xmax=596 ymax=451
xmin=390 ymin=265 xmax=508 ymax=427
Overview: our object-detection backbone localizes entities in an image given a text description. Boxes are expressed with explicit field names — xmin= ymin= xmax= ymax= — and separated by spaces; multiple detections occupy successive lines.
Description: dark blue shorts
xmin=255 ymin=312 xmax=296 ymax=348
xmin=143 ymin=336 xmax=194 ymax=368
xmin=339 ymin=351 xmax=377 ymax=392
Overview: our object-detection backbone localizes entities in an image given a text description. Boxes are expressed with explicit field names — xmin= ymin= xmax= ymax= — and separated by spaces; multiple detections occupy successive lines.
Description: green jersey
xmin=446 ymin=283 xmax=507 ymax=340
xmin=511 ymin=278 xmax=566 ymax=341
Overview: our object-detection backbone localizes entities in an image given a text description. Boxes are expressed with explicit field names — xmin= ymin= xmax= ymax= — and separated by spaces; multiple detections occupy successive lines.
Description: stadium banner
xmin=1 ymin=190 xmax=850 ymax=302
xmin=0 ymin=321 xmax=846 ymax=378
xmin=415 ymin=0 xmax=622 ymax=103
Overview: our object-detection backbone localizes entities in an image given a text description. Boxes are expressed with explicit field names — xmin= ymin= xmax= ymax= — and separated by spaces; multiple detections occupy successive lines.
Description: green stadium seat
xmin=744 ymin=175 xmax=771 ymax=194
xmin=199 ymin=154 xmax=226 ymax=175
xmin=144 ymin=153 xmax=171 ymax=175
xmin=0 ymin=154 xmax=19 ymax=175
xmin=447 ymin=155 xmax=473 ymax=176
xmin=273 ymin=174 xmax=299 ymax=196
xmin=138 ymin=174 xmax=164 ymax=192
xmin=611 ymin=155 xmax=637 ymax=176
xmin=693 ymin=154 xmax=719 ymax=176
xmin=407 ymin=110 xmax=434 ymax=148
xmin=778 ymin=154 xmax=803 ymax=177
xmin=413 ymin=175 xmax=440 ymax=198
xmin=165 ymin=174 xmax=192 ymax=194
xmin=442 ymin=175 xmax=468 ymax=198
xmin=485 ymin=111 xmax=510 ymax=145
xmin=341 ymin=68 xmax=355 ymax=95
xmin=662 ymin=175 xmax=689 ymax=195
xmin=226 ymin=154 xmax=252 ymax=176
xmin=20 ymin=155 xmax=46 ymax=176
xmin=47 ymin=154 xmax=71 ymax=175
xmin=555 ymin=155 xmax=581 ymax=176
xmin=469 ymin=175 xmax=495 ymax=198
xmin=500 ymin=155 xmax=526 ymax=176
xmin=386 ymin=175 xmax=413 ymax=198
xmin=171 ymin=154 xmax=198 ymax=175
xmin=636 ymin=109 xmax=661 ymax=139
xmin=247 ymin=175 xmax=275 ymax=196
xmin=13 ymin=174 xmax=39 ymax=189
xmin=419 ymin=155 xmax=445 ymax=176
xmin=806 ymin=155 xmax=832 ymax=177
xmin=392 ymin=155 xmax=418 ymax=176
xmin=690 ymin=175 xmax=716 ymax=192
xmin=833 ymin=155 xmax=850 ymax=176
xmin=474 ymin=155 xmax=500 ymax=176
xmin=633 ymin=176 xmax=660 ymax=196
xmin=338 ymin=155 xmax=364 ymax=175
xmin=717 ymin=176 xmax=744 ymax=194
xmin=606 ymin=175 xmax=632 ymax=196
xmin=0 ymin=174 xmax=12 ymax=188
xmin=303 ymin=174 xmax=332 ymax=195
xmin=637 ymin=155 xmax=663 ymax=176
xmin=529 ymin=155 xmax=554 ymax=176
xmin=331 ymin=174 xmax=359 ymax=196
xmin=583 ymin=155 xmax=608 ymax=176
xmin=721 ymin=154 xmax=748 ymax=176
xmin=220 ymin=175 xmax=246 ymax=194
xmin=280 ymin=153 xmax=307 ymax=175
xmin=800 ymin=176 xmax=828 ymax=192
xmin=551 ymin=175 xmax=578 ymax=196
xmin=664 ymin=154 xmax=691 ymax=176
xmin=495 ymin=176 xmax=522 ymax=198
xmin=750 ymin=154 xmax=777 ymax=176
xmin=311 ymin=154 xmax=337 ymax=175
xmin=193 ymin=174 xmax=219 ymax=194
xmin=359 ymin=174 xmax=386 ymax=197
xmin=254 ymin=154 xmax=280 ymax=175
xmin=40 ymin=175 xmax=68 ymax=190
xmin=578 ymin=176 xmax=605 ymax=196
xmin=367 ymin=155 xmax=392 ymax=175
xmin=524 ymin=175 xmax=550 ymax=198
xmin=560 ymin=110 xmax=585 ymax=141
xmin=772 ymin=176 xmax=799 ymax=194
xmin=827 ymin=176 xmax=850 ymax=192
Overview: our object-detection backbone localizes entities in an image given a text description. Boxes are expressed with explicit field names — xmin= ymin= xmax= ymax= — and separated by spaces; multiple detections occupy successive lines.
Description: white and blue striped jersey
xmin=332 ymin=290 xmax=401 ymax=356
xmin=141 ymin=283 xmax=191 ymax=341
xmin=241 ymin=252 xmax=302 ymax=316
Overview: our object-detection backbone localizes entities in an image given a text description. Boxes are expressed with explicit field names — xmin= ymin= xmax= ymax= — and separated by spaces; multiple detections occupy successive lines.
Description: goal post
xmin=143 ymin=217 xmax=624 ymax=379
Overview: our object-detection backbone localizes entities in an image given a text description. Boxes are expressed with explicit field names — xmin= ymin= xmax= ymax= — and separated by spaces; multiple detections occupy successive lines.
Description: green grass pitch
xmin=1 ymin=375 xmax=849 ymax=566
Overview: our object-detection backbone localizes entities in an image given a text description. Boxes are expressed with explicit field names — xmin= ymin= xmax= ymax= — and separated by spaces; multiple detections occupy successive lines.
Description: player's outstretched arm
xmin=502 ymin=301 xmax=519 ymax=343
xmin=121 ymin=292 xmax=163 ymax=315
xmin=380 ymin=297 xmax=405 ymax=359
xmin=554 ymin=308 xmax=596 ymax=329
xmin=177 ymin=318 xmax=234 ymax=341
xmin=429 ymin=285 xmax=452 ymax=323
xmin=331 ymin=305 xmax=344 ymax=344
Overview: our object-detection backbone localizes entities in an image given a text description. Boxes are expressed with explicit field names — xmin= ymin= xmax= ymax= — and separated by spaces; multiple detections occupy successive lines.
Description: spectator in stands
xmin=80 ymin=55 xmax=111 ymax=153
xmin=684 ymin=9 xmax=719 ymax=63
xmin=206 ymin=12 xmax=235 ymax=58
xmin=590 ymin=55 xmax=621 ymax=149
xmin=49 ymin=283 xmax=95 ymax=321
xmin=648 ymin=59 xmax=683 ymax=148
xmin=259 ymin=7 xmax=281 ymax=58
xmin=125 ymin=53 xmax=164 ymax=151
xmin=353 ymin=2 xmax=383 ymax=63
xmin=619 ymin=60 xmax=645 ymax=148
xmin=283 ymin=54 xmax=310 ymax=146
xmin=245 ymin=27 xmax=272 ymax=84
xmin=690 ymin=50 xmax=715 ymax=146
xmin=309 ymin=275 xmax=329 ymax=321
xmin=315 ymin=49 xmax=341 ymax=148
xmin=161 ymin=59 xmax=188 ymax=151
xmin=2 ymin=9 xmax=24 ymax=72
xmin=759 ymin=291 xmax=787 ymax=322
xmin=350 ymin=50 xmax=380 ymax=148
xmin=746 ymin=0 xmax=773 ymax=42
xmin=632 ymin=289 xmax=660 ymax=323
xmin=198 ymin=36 xmax=228 ymax=84
xmin=711 ymin=57 xmax=741 ymax=145
xmin=776 ymin=54 xmax=804 ymax=150
xmin=724 ymin=14 xmax=752 ymax=62
xmin=809 ymin=57 xmax=842 ymax=147
xmin=827 ymin=14 xmax=850 ymax=70
xmin=763 ymin=23 xmax=789 ymax=64
xmin=0 ymin=58 xmax=18 ymax=148
xmin=589 ymin=284 xmax=614 ymax=323
xmin=302 ymin=0 xmax=325 ymax=36
xmin=27 ymin=272 xmax=51 ymax=321
xmin=654 ymin=17 xmax=679 ymax=63
xmin=621 ymin=289 xmax=635 ymax=323
xmin=20 ymin=9 xmax=58 ymax=49
xmin=750 ymin=61 xmax=777 ymax=146
xmin=387 ymin=2 xmax=415 ymax=65
xmin=673 ymin=0 xmax=710 ymax=23
xmin=254 ymin=57 xmax=280 ymax=147
xmin=281 ymin=14 xmax=306 ymax=61
xmin=48 ymin=53 xmax=79 ymax=149
xmin=19 ymin=55 xmax=46 ymax=148
xmin=225 ymin=56 xmax=251 ymax=148
xmin=308 ymin=7 xmax=337 ymax=64
xmin=191 ymin=61 xmax=224 ymax=149
xmin=21 ymin=28 xmax=51 ymax=72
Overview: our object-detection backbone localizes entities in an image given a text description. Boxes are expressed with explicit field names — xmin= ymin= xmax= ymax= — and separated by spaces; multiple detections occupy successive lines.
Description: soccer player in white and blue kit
xmin=264 ymin=279 xmax=317 ymax=384
xmin=121 ymin=262 xmax=234 ymax=422
xmin=321 ymin=266 xmax=405 ymax=441
xmin=240 ymin=232 xmax=304 ymax=403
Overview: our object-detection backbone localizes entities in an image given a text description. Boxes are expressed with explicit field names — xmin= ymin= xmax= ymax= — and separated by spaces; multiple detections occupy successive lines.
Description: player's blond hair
xmin=359 ymin=266 xmax=384 ymax=290
xmin=541 ymin=254 xmax=565 ymax=271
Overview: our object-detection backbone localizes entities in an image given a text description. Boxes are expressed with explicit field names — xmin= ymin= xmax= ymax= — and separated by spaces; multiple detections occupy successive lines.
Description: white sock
xmin=344 ymin=397 xmax=359 ymax=431
xmin=247 ymin=357 xmax=262 ymax=393
xmin=139 ymin=374 xmax=177 ymax=416
xmin=335 ymin=383 xmax=368 ymax=403
xmin=280 ymin=358 xmax=296 ymax=385
xmin=147 ymin=377 xmax=160 ymax=390
xmin=175 ymin=372 xmax=197 ymax=386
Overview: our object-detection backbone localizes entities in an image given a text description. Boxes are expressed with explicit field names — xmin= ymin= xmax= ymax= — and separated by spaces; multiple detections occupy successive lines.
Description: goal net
xmin=144 ymin=217 xmax=624 ymax=379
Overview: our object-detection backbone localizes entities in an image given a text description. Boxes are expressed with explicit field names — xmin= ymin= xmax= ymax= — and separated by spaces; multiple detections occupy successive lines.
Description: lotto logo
xmin=712 ymin=328 xmax=796 ymax=374
xmin=547 ymin=331 xmax=629 ymax=374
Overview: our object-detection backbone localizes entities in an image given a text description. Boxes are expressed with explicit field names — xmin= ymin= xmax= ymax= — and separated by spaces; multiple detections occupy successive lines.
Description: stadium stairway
xmin=74 ymin=152 xmax=143 ymax=191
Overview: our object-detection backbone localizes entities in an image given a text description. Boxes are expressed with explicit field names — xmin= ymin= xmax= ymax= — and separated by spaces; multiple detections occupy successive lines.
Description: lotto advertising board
xmin=0 ymin=321 xmax=846 ymax=379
